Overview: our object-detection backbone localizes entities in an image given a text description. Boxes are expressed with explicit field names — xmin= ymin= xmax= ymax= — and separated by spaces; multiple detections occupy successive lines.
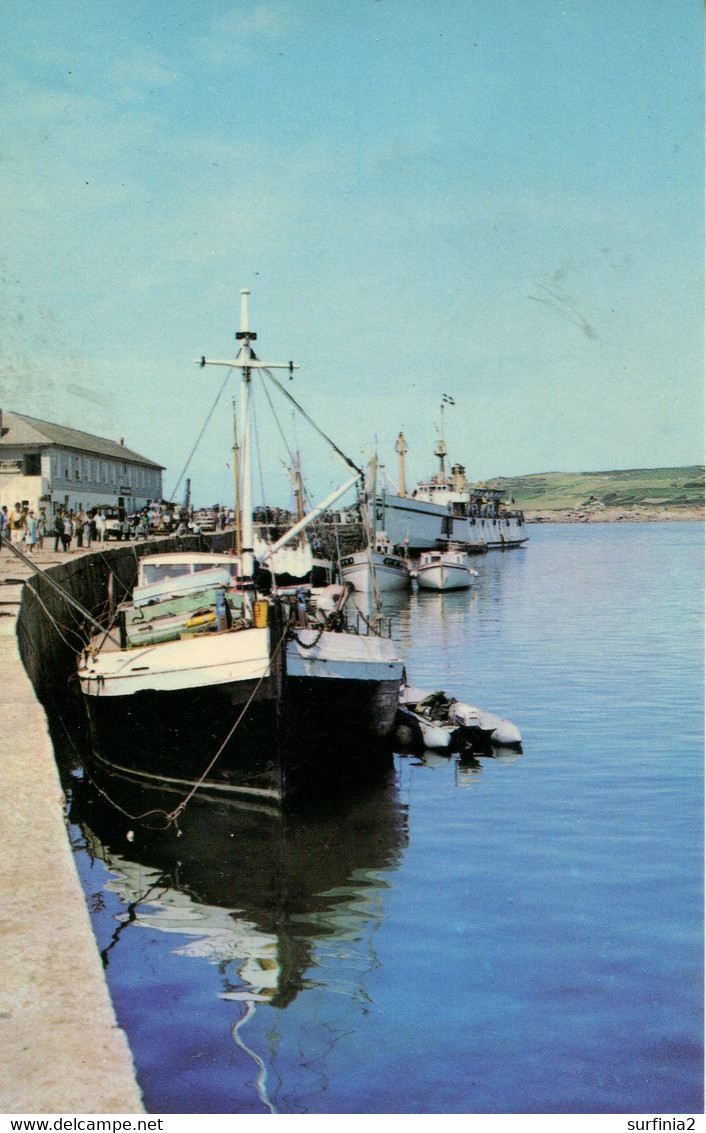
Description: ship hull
xmin=339 ymin=549 xmax=411 ymax=593
xmin=416 ymin=563 xmax=474 ymax=591
xmin=81 ymin=677 xmax=285 ymax=802
xmin=79 ymin=624 xmax=404 ymax=804
xmin=365 ymin=494 xmax=527 ymax=550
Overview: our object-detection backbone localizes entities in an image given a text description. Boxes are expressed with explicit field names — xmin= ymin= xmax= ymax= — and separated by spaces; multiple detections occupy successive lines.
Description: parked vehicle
xmin=104 ymin=510 xmax=130 ymax=541
xmin=194 ymin=509 xmax=217 ymax=532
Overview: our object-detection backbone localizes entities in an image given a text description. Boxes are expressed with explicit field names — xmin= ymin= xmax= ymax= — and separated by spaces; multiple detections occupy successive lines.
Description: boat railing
xmin=352 ymin=610 xmax=393 ymax=639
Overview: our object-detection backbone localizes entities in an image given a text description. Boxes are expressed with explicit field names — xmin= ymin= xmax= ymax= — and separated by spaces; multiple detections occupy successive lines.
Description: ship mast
xmin=435 ymin=394 xmax=454 ymax=482
xmin=198 ymin=288 xmax=299 ymax=580
xmin=237 ymin=289 xmax=254 ymax=576
xmin=395 ymin=431 xmax=408 ymax=497
xmin=434 ymin=408 xmax=448 ymax=482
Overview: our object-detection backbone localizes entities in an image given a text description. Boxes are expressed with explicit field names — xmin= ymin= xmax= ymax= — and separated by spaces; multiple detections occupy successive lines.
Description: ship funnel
xmin=451 ymin=463 xmax=467 ymax=493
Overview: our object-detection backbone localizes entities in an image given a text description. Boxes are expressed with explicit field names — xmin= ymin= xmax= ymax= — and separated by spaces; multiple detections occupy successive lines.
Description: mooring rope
xmin=80 ymin=618 xmax=293 ymax=831
xmin=163 ymin=620 xmax=291 ymax=826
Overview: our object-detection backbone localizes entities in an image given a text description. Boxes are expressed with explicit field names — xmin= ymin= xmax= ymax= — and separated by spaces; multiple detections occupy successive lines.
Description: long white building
xmin=0 ymin=409 xmax=164 ymax=518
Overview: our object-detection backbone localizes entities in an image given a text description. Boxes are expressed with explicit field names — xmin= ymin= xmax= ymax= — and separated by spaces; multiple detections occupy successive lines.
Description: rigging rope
xmin=0 ymin=534 xmax=121 ymax=645
xmin=260 ymin=367 xmax=363 ymax=478
xmin=257 ymin=370 xmax=297 ymax=473
xmin=168 ymin=367 xmax=232 ymax=502
xmin=23 ymin=582 xmax=89 ymax=652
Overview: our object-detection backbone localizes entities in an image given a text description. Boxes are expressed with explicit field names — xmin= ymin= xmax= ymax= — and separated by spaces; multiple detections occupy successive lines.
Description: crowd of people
xmin=0 ymin=503 xmax=234 ymax=554
xmin=0 ymin=504 xmax=46 ymax=553
xmin=0 ymin=504 xmax=99 ymax=553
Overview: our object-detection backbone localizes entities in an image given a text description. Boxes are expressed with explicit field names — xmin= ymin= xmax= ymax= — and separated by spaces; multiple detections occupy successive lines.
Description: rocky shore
xmin=525 ymin=505 xmax=704 ymax=524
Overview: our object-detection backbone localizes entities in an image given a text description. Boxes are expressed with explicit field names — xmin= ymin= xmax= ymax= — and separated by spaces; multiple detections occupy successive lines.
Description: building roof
xmin=0 ymin=411 xmax=164 ymax=469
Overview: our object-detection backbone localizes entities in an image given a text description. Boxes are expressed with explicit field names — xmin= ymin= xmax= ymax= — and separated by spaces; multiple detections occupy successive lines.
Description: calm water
xmin=64 ymin=523 xmax=703 ymax=1114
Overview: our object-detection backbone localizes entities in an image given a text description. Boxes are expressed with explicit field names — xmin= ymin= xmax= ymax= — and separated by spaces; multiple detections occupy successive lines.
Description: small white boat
xmin=340 ymin=535 xmax=411 ymax=593
xmin=415 ymin=546 xmax=477 ymax=591
xmin=395 ymin=685 xmax=522 ymax=752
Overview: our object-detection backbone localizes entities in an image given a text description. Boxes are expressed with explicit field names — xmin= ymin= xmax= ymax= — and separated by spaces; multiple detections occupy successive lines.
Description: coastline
xmin=524 ymin=506 xmax=704 ymax=524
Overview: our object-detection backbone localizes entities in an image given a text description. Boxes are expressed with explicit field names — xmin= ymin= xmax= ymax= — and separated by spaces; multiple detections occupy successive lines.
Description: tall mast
xmin=395 ymin=431 xmax=408 ymax=496
xmin=198 ymin=288 xmax=299 ymax=580
xmin=232 ymin=397 xmax=241 ymax=556
xmin=371 ymin=452 xmax=378 ymax=545
xmin=434 ymin=403 xmax=447 ymax=481
xmin=237 ymin=289 xmax=254 ymax=575
xmin=435 ymin=394 xmax=454 ymax=482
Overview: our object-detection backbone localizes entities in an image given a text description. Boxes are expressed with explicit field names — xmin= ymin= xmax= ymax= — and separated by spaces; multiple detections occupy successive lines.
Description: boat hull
xmin=81 ymin=671 xmax=401 ymax=804
xmin=285 ymin=629 xmax=403 ymax=741
xmin=339 ymin=550 xmax=410 ymax=593
xmin=79 ymin=624 xmax=404 ymax=803
xmin=365 ymin=494 xmax=527 ymax=551
xmin=416 ymin=564 xmax=473 ymax=591
xmin=81 ymin=677 xmax=285 ymax=802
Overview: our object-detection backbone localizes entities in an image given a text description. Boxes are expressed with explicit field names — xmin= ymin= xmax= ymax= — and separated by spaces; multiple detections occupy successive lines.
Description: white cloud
xmin=197 ymin=1 xmax=301 ymax=63
xmin=107 ymin=47 xmax=178 ymax=98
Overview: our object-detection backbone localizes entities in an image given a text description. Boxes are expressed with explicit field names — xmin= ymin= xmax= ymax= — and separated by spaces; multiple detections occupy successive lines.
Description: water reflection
xmin=402 ymin=746 xmax=522 ymax=785
xmin=69 ymin=772 xmax=408 ymax=1111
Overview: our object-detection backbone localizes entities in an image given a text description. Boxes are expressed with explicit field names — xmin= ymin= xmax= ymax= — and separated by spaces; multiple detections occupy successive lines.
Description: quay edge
xmin=0 ymin=537 xmax=218 ymax=1112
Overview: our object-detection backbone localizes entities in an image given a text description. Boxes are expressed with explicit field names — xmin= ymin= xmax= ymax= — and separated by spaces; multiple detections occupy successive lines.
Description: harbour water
xmin=63 ymin=522 xmax=703 ymax=1114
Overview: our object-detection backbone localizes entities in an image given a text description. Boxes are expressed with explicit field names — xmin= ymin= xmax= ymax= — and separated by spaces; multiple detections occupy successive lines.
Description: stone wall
xmin=16 ymin=535 xmax=206 ymax=702
xmin=15 ymin=527 xmax=365 ymax=704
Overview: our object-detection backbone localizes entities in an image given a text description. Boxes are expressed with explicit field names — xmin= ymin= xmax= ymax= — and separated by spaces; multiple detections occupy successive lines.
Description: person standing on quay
xmin=0 ymin=505 xmax=9 ymax=548
xmin=10 ymin=505 xmax=22 ymax=544
xmin=53 ymin=511 xmax=63 ymax=552
xmin=24 ymin=510 xmax=37 ymax=554
xmin=62 ymin=512 xmax=73 ymax=552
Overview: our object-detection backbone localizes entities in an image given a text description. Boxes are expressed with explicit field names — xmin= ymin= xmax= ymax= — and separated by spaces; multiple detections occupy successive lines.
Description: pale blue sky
xmin=1 ymin=0 xmax=703 ymax=506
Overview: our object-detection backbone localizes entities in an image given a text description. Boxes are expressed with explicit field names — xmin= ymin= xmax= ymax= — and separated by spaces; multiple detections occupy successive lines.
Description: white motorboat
xmin=340 ymin=534 xmax=411 ymax=594
xmin=78 ymin=291 xmax=404 ymax=804
xmin=415 ymin=546 xmax=478 ymax=591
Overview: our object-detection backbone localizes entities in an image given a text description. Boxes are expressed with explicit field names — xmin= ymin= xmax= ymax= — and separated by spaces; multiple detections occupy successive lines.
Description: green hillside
xmin=482 ymin=466 xmax=704 ymax=512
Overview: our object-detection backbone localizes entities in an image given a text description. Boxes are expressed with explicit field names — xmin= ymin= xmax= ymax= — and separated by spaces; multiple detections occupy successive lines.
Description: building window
xmin=23 ymin=454 xmax=41 ymax=476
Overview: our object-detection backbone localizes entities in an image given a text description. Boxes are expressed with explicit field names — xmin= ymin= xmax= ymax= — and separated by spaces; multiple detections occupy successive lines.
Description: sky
xmin=1 ymin=0 xmax=703 ymax=508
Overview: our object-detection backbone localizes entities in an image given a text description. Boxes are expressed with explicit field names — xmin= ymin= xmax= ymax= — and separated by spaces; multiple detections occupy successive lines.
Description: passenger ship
xmin=363 ymin=429 xmax=528 ymax=552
